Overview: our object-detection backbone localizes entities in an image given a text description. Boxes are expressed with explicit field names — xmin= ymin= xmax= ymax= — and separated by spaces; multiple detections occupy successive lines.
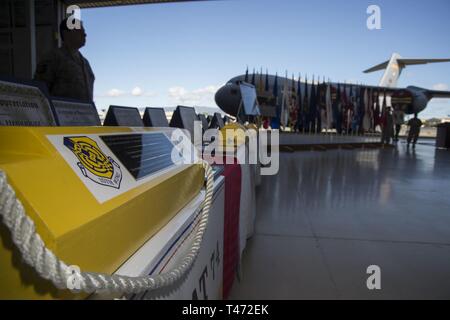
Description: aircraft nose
xmin=215 ymin=84 xmax=240 ymax=116
xmin=214 ymin=86 xmax=227 ymax=107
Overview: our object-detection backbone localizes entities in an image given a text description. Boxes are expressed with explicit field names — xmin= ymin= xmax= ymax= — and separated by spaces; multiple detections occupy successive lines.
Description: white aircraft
xmin=215 ymin=53 xmax=450 ymax=117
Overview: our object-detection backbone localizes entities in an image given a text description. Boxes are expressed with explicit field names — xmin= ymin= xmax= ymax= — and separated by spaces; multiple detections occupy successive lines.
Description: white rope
xmin=0 ymin=160 xmax=215 ymax=295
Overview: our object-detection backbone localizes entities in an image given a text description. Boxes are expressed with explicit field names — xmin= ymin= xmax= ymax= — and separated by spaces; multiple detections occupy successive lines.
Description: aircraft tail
xmin=363 ymin=53 xmax=450 ymax=88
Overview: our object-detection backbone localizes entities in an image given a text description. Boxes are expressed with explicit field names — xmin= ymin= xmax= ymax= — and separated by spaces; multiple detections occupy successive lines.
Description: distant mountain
xmin=138 ymin=106 xmax=224 ymax=116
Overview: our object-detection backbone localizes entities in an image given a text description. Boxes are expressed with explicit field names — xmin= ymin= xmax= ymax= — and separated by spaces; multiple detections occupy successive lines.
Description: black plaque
xmin=223 ymin=115 xmax=231 ymax=124
xmin=101 ymin=133 xmax=182 ymax=180
xmin=198 ymin=113 xmax=209 ymax=132
xmin=143 ymin=107 xmax=169 ymax=127
xmin=103 ymin=105 xmax=144 ymax=127
xmin=52 ymin=98 xmax=101 ymax=126
xmin=0 ymin=79 xmax=56 ymax=126
xmin=209 ymin=112 xmax=225 ymax=129
xmin=169 ymin=105 xmax=199 ymax=139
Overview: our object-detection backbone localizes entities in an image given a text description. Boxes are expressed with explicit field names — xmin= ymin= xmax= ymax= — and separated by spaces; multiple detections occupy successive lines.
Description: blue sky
xmin=79 ymin=0 xmax=450 ymax=119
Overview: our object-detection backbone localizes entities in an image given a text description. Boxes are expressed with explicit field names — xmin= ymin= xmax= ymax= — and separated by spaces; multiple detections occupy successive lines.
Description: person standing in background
xmin=393 ymin=109 xmax=405 ymax=142
xmin=407 ymin=113 xmax=423 ymax=148
xmin=34 ymin=18 xmax=95 ymax=102
xmin=381 ymin=107 xmax=394 ymax=144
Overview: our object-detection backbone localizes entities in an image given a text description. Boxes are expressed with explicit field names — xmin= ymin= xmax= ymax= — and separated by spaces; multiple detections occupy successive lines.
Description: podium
xmin=436 ymin=123 xmax=450 ymax=149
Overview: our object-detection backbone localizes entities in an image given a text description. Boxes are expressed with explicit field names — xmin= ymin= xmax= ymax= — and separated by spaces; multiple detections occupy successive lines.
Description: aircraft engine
xmin=391 ymin=86 xmax=429 ymax=114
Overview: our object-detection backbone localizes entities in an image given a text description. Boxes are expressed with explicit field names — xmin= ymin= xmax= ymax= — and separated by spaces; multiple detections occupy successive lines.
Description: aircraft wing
xmin=426 ymin=89 xmax=450 ymax=99
xmin=336 ymin=84 xmax=450 ymax=99
xmin=373 ymin=86 xmax=450 ymax=98
xmin=363 ymin=60 xmax=390 ymax=73
xmin=397 ymin=58 xmax=450 ymax=66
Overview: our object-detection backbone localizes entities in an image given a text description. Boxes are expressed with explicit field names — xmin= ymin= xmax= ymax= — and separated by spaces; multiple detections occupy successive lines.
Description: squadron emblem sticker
xmin=64 ymin=136 xmax=122 ymax=189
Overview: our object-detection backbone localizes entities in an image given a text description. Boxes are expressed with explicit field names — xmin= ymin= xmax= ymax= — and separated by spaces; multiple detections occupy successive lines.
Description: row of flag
xmin=244 ymin=67 xmax=391 ymax=133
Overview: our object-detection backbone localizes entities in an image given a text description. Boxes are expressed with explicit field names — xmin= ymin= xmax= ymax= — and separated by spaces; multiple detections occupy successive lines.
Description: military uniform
xmin=393 ymin=109 xmax=405 ymax=141
xmin=407 ymin=117 xmax=423 ymax=146
xmin=381 ymin=112 xmax=394 ymax=144
xmin=34 ymin=46 xmax=95 ymax=102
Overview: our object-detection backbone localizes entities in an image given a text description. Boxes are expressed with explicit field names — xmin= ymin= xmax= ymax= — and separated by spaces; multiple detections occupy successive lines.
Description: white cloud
xmin=168 ymin=85 xmax=220 ymax=105
xmin=107 ymin=88 xmax=125 ymax=97
xmin=433 ymin=83 xmax=449 ymax=91
xmin=168 ymin=86 xmax=188 ymax=99
xmin=101 ymin=87 xmax=157 ymax=98
xmin=131 ymin=86 xmax=143 ymax=96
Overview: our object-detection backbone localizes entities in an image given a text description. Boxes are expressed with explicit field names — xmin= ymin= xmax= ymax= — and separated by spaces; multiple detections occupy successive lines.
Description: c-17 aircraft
xmin=215 ymin=53 xmax=450 ymax=118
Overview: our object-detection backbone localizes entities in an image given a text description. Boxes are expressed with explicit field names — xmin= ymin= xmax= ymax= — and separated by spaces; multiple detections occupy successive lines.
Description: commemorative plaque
xmin=198 ymin=113 xmax=209 ymax=132
xmin=52 ymin=98 xmax=101 ymax=126
xmin=169 ymin=105 xmax=198 ymax=139
xmin=103 ymin=105 xmax=144 ymax=127
xmin=208 ymin=112 xmax=225 ymax=129
xmin=143 ymin=107 xmax=169 ymax=127
xmin=0 ymin=79 xmax=56 ymax=126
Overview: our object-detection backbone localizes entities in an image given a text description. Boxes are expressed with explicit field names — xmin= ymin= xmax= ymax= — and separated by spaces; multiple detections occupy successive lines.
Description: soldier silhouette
xmin=35 ymin=18 xmax=95 ymax=102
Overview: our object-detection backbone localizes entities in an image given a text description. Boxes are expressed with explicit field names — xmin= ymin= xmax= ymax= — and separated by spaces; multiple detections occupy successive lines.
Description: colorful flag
xmin=368 ymin=88 xmax=374 ymax=130
xmin=271 ymin=73 xmax=280 ymax=129
xmin=362 ymin=87 xmax=371 ymax=131
xmin=374 ymin=90 xmax=381 ymax=128
xmin=265 ymin=69 xmax=269 ymax=92
xmin=309 ymin=76 xmax=317 ymax=132
xmin=316 ymin=79 xmax=324 ymax=132
xmin=245 ymin=66 xmax=249 ymax=83
xmin=325 ymin=82 xmax=333 ymax=130
xmin=334 ymin=83 xmax=342 ymax=133
xmin=258 ymin=67 xmax=264 ymax=94
xmin=251 ymin=68 xmax=255 ymax=86
xmin=296 ymin=74 xmax=302 ymax=131
xmin=280 ymin=72 xmax=289 ymax=128
xmin=341 ymin=83 xmax=349 ymax=131
xmin=303 ymin=76 xmax=309 ymax=129
xmin=273 ymin=72 xmax=278 ymax=97
xmin=348 ymin=85 xmax=355 ymax=132
xmin=289 ymin=74 xmax=298 ymax=128
xmin=357 ymin=86 xmax=365 ymax=131
xmin=380 ymin=90 xmax=387 ymax=128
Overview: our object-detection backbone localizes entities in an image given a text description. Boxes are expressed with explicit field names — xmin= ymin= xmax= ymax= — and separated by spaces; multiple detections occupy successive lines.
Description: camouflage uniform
xmin=381 ymin=111 xmax=394 ymax=144
xmin=407 ymin=117 xmax=423 ymax=146
xmin=34 ymin=46 xmax=95 ymax=102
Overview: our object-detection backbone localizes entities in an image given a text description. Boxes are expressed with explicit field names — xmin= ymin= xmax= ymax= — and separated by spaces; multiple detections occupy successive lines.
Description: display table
xmin=94 ymin=176 xmax=225 ymax=300
xmin=221 ymin=159 xmax=241 ymax=299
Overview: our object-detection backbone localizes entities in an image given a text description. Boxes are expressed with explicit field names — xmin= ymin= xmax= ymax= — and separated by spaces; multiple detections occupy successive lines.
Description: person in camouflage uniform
xmin=381 ymin=107 xmax=394 ymax=144
xmin=406 ymin=113 xmax=423 ymax=148
xmin=34 ymin=18 xmax=95 ymax=102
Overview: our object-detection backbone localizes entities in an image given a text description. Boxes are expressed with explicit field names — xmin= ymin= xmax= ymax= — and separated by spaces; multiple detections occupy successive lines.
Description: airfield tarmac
xmin=229 ymin=140 xmax=450 ymax=299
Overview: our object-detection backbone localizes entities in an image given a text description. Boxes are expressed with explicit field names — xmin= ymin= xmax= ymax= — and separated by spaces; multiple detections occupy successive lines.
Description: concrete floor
xmin=229 ymin=141 xmax=450 ymax=299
